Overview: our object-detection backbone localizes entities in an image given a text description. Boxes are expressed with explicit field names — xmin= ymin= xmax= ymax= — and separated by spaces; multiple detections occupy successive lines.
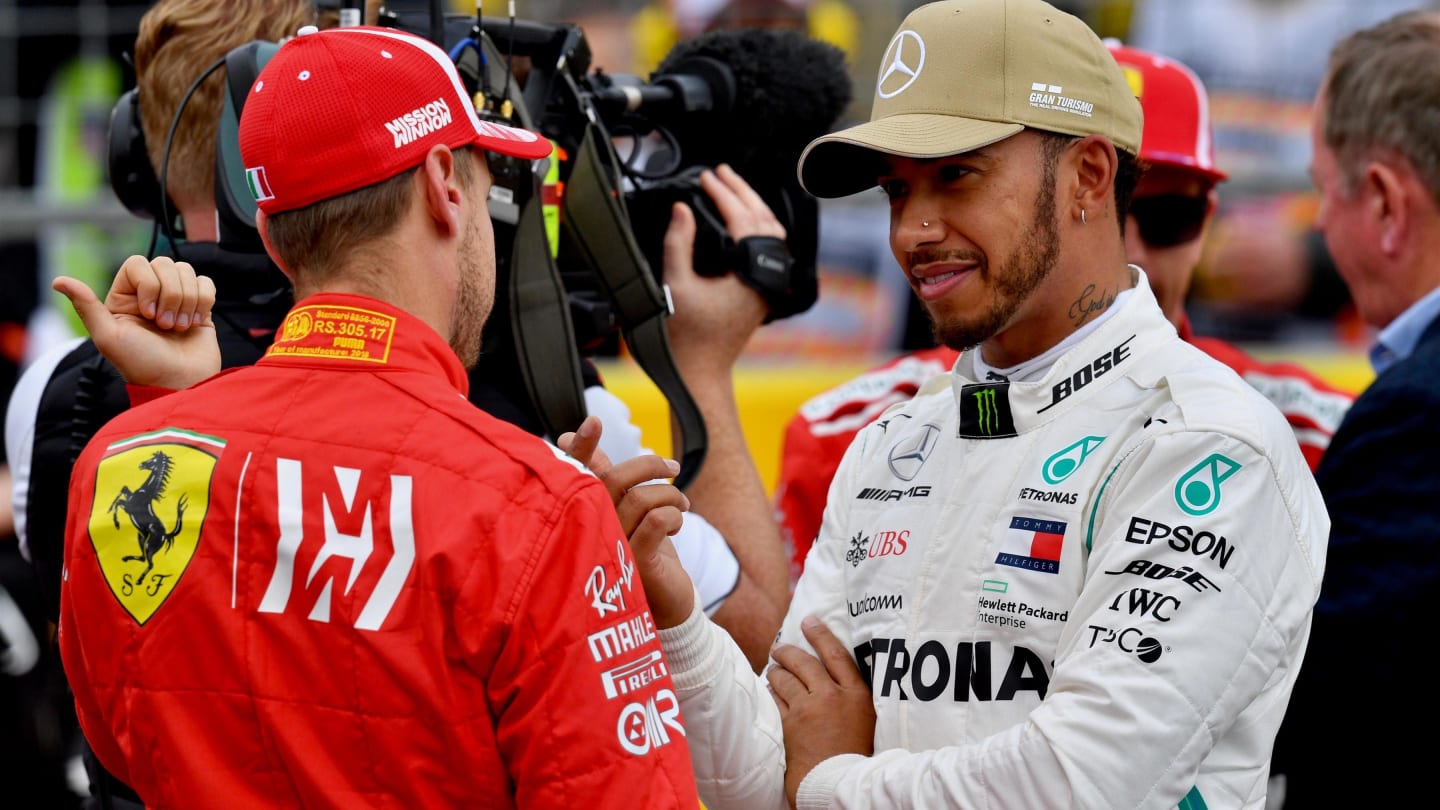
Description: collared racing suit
xmin=661 ymin=272 xmax=1327 ymax=809
xmin=774 ymin=319 xmax=1350 ymax=586
xmin=59 ymin=293 xmax=698 ymax=808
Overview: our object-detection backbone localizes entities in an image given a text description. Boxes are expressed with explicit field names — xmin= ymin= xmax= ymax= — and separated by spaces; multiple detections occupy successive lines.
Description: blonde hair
xmin=133 ymin=0 xmax=316 ymax=213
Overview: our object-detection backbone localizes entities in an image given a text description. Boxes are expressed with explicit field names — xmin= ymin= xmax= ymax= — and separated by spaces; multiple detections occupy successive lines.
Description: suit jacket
xmin=1272 ymin=311 xmax=1440 ymax=805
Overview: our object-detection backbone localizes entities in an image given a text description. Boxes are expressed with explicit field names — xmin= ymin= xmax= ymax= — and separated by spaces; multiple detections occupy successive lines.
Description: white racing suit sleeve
xmin=585 ymin=385 xmax=739 ymax=616
xmin=668 ymin=424 xmax=1325 ymax=809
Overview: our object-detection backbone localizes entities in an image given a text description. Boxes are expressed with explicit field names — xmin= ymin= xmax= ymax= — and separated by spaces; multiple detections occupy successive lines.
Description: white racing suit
xmin=660 ymin=270 xmax=1328 ymax=809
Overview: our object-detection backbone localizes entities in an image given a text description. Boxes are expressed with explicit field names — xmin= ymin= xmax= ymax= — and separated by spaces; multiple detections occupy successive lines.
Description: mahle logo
xmin=1043 ymin=435 xmax=1105 ymax=484
xmin=1174 ymin=453 xmax=1241 ymax=515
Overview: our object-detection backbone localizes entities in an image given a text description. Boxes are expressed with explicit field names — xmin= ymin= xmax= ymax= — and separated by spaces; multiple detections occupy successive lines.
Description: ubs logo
xmin=877 ymin=30 xmax=925 ymax=98
xmin=887 ymin=423 xmax=940 ymax=481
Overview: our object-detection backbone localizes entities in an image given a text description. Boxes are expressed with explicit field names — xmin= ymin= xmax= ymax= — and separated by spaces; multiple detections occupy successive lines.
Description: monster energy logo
xmin=960 ymin=382 xmax=1016 ymax=439
xmin=975 ymin=389 xmax=999 ymax=435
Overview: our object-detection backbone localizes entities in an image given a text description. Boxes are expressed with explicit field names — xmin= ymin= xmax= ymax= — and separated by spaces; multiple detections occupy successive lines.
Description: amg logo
xmin=856 ymin=485 xmax=933 ymax=502
xmin=384 ymin=97 xmax=453 ymax=148
xmin=853 ymin=638 xmax=1049 ymax=702
xmin=587 ymin=612 xmax=657 ymax=662
xmin=1018 ymin=487 xmax=1077 ymax=505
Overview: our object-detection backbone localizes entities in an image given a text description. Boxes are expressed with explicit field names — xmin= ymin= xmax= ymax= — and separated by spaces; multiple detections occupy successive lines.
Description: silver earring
xmin=922 ymin=220 xmax=930 ymax=228
xmin=1080 ymin=209 xmax=1087 ymax=225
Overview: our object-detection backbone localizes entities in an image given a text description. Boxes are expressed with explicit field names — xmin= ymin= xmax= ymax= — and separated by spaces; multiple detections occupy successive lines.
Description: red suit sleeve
xmin=480 ymin=476 xmax=699 ymax=808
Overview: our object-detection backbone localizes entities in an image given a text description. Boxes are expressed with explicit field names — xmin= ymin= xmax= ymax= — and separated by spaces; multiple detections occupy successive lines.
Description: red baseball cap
xmin=239 ymin=25 xmax=552 ymax=215
xmin=1107 ymin=42 xmax=1227 ymax=184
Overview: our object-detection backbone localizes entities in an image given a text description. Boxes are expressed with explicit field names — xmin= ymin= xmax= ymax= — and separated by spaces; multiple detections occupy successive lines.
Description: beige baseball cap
xmin=797 ymin=0 xmax=1143 ymax=198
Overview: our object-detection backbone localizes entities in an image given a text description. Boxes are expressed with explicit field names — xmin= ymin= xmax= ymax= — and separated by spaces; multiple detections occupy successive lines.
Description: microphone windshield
xmin=654 ymin=27 xmax=853 ymax=182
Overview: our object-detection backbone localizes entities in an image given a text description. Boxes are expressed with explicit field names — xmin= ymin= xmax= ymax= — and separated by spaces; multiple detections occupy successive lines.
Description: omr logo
xmin=1174 ymin=453 xmax=1241 ymax=516
xmin=1042 ymin=435 xmax=1105 ymax=484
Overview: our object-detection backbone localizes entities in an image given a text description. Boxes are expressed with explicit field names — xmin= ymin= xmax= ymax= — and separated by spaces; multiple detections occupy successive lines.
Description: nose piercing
xmin=922 ymin=220 xmax=930 ymax=228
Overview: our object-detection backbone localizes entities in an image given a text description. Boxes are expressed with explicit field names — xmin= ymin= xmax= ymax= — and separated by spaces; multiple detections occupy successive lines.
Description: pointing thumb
xmin=52 ymin=276 xmax=109 ymax=343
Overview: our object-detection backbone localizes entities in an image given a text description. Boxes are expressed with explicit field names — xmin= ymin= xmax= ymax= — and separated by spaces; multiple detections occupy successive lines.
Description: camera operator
xmin=50 ymin=24 xmax=701 ymax=807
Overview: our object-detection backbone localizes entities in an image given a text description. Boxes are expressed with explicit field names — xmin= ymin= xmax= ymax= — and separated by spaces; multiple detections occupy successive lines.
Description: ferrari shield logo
xmin=87 ymin=430 xmax=224 ymax=624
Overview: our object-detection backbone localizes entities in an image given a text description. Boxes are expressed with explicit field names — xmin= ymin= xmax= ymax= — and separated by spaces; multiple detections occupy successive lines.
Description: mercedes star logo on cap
xmin=877 ymin=30 xmax=925 ymax=99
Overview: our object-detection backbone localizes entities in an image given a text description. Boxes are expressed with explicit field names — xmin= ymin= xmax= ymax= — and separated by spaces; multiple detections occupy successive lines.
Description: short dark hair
xmin=1035 ymin=131 xmax=1141 ymax=233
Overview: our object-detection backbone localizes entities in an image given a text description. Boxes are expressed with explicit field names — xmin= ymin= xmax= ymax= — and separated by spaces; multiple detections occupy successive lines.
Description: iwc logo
xmin=88 ymin=430 xmax=224 ymax=624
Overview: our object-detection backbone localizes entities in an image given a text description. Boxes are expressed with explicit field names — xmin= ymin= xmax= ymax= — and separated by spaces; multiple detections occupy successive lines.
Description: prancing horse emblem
xmin=108 ymin=450 xmax=188 ymax=584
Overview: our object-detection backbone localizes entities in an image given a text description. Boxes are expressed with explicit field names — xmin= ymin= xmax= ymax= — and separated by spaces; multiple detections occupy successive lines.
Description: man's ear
xmin=1367 ymin=159 xmax=1409 ymax=257
xmin=1068 ymin=134 xmax=1120 ymax=223
xmin=419 ymin=145 xmax=463 ymax=238
xmin=254 ymin=209 xmax=295 ymax=282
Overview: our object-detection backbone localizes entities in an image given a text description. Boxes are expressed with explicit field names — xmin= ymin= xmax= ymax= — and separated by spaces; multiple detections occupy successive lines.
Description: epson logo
xmin=853 ymin=638 xmax=1049 ymax=702
xmin=1124 ymin=516 xmax=1236 ymax=569
xmin=856 ymin=485 xmax=933 ymax=502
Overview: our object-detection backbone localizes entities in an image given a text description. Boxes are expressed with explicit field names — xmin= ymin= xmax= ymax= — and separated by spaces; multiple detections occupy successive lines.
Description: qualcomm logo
xmin=888 ymin=423 xmax=941 ymax=481
xmin=877 ymin=30 xmax=925 ymax=99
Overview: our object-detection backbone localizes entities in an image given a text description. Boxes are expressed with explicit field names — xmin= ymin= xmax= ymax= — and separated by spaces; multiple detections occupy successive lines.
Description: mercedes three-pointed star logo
xmin=877 ymin=30 xmax=925 ymax=99
xmin=888 ymin=423 xmax=941 ymax=481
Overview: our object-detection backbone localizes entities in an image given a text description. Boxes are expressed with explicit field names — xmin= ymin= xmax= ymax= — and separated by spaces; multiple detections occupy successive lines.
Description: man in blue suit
xmin=1272 ymin=9 xmax=1440 ymax=806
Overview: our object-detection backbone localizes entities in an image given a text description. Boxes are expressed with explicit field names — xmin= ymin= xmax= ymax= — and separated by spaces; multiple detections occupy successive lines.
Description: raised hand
xmin=53 ymin=254 xmax=220 ymax=390
xmin=558 ymin=416 xmax=697 ymax=628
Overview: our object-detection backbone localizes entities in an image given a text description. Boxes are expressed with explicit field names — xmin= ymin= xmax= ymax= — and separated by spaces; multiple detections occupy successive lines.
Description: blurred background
xmin=0 ymin=0 xmax=1421 ymax=492
xmin=0 ymin=1 xmax=1425 ymax=801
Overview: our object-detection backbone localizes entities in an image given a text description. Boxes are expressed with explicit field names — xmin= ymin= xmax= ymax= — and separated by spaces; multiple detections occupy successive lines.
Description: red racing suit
xmin=59 ymin=293 xmax=698 ymax=808
xmin=775 ymin=321 xmax=1351 ymax=581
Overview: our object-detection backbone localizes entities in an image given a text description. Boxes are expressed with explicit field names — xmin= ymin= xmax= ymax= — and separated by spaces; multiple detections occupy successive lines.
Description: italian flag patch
xmin=246 ymin=166 xmax=275 ymax=202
